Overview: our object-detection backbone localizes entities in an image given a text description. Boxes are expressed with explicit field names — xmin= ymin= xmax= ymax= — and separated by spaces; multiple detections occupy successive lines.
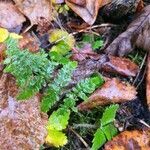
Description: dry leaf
xmin=0 ymin=2 xmax=26 ymax=29
xmin=0 ymin=74 xmax=48 ymax=149
xmin=104 ymin=130 xmax=150 ymax=150
xmin=0 ymin=43 xmax=6 ymax=63
xmin=105 ymin=5 xmax=150 ymax=56
xmin=14 ymin=0 xmax=52 ymax=26
xmin=146 ymin=54 xmax=150 ymax=110
xmin=65 ymin=0 xmax=111 ymax=25
xmin=78 ymin=78 xmax=137 ymax=111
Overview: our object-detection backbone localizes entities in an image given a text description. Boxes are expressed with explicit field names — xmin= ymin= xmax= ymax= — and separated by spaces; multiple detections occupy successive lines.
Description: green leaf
xmin=101 ymin=104 xmax=119 ymax=126
xmin=102 ymin=124 xmax=118 ymax=140
xmin=91 ymin=128 xmax=106 ymax=150
xmin=92 ymin=40 xmax=104 ymax=50
xmin=48 ymin=108 xmax=70 ymax=130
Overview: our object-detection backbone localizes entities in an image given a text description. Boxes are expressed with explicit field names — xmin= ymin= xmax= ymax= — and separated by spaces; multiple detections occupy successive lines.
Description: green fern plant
xmin=91 ymin=104 xmax=119 ymax=150
xmin=45 ymin=75 xmax=104 ymax=147
xmin=4 ymin=38 xmax=58 ymax=100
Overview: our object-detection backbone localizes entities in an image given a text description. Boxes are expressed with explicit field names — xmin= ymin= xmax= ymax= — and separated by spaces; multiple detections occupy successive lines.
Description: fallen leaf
xmin=71 ymin=44 xmax=99 ymax=62
xmin=0 ymin=74 xmax=48 ymax=149
xmin=71 ymin=54 xmax=139 ymax=85
xmin=146 ymin=54 xmax=150 ymax=110
xmin=0 ymin=2 xmax=26 ymax=30
xmin=77 ymin=78 xmax=137 ymax=111
xmin=101 ymin=55 xmax=139 ymax=77
xmin=104 ymin=130 xmax=150 ymax=150
xmin=65 ymin=0 xmax=111 ymax=25
xmin=105 ymin=5 xmax=150 ymax=56
xmin=0 ymin=28 xmax=9 ymax=43
xmin=19 ymin=33 xmax=39 ymax=52
xmin=14 ymin=0 xmax=52 ymax=26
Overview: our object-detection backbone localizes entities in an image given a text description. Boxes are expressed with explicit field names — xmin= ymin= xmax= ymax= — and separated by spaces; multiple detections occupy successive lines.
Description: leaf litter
xmin=0 ymin=0 xmax=149 ymax=150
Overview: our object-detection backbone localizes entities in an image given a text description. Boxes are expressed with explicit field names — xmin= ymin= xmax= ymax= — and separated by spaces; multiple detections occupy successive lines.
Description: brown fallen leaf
xmin=146 ymin=54 xmax=150 ymax=110
xmin=105 ymin=5 xmax=150 ymax=56
xmin=104 ymin=130 xmax=150 ymax=150
xmin=71 ymin=44 xmax=100 ymax=61
xmin=13 ymin=0 xmax=52 ymax=26
xmin=19 ymin=33 xmax=39 ymax=52
xmin=0 ymin=74 xmax=47 ymax=149
xmin=77 ymin=78 xmax=137 ymax=111
xmin=0 ymin=2 xmax=26 ymax=29
xmin=65 ymin=0 xmax=111 ymax=25
xmin=71 ymin=54 xmax=139 ymax=85
xmin=101 ymin=55 xmax=139 ymax=77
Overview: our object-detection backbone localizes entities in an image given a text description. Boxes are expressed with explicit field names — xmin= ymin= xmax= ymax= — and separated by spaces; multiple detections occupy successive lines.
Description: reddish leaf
xmin=78 ymin=78 xmax=137 ymax=111
xmin=101 ymin=55 xmax=139 ymax=77
xmin=71 ymin=44 xmax=100 ymax=62
xmin=104 ymin=130 xmax=150 ymax=150
xmin=19 ymin=33 xmax=39 ymax=53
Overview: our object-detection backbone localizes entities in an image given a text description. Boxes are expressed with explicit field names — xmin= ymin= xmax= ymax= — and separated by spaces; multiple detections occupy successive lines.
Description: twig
xmin=133 ymin=52 xmax=148 ymax=86
xmin=53 ymin=23 xmax=117 ymax=45
xmin=138 ymin=119 xmax=150 ymax=129
xmin=69 ymin=127 xmax=90 ymax=149
xmin=73 ymin=124 xmax=97 ymax=129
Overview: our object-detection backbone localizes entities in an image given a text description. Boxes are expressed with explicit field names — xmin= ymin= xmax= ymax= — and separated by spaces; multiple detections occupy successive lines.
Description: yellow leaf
xmin=0 ymin=28 xmax=9 ymax=42
xmin=9 ymin=33 xmax=23 ymax=39
xmin=45 ymin=129 xmax=68 ymax=147
xmin=49 ymin=29 xmax=75 ymax=48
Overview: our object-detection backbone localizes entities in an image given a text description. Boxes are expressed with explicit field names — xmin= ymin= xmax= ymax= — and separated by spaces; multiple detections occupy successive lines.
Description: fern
xmin=41 ymin=61 xmax=77 ymax=112
xmin=4 ymin=38 xmax=58 ymax=100
xmin=46 ymin=75 xmax=104 ymax=141
xmin=91 ymin=104 xmax=119 ymax=150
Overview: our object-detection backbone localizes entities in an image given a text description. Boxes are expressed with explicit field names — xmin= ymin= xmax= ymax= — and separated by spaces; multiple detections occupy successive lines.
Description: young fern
xmin=4 ymin=38 xmax=58 ymax=100
xmin=47 ymin=75 xmax=104 ymax=137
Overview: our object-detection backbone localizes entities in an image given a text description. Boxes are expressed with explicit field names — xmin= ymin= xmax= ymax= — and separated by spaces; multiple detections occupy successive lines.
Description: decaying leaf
xmin=71 ymin=54 xmax=139 ymax=85
xmin=78 ymin=78 xmax=137 ymax=110
xmin=65 ymin=0 xmax=111 ymax=25
xmin=0 ymin=74 xmax=48 ymax=149
xmin=146 ymin=54 xmax=150 ymax=110
xmin=105 ymin=5 xmax=150 ymax=56
xmin=0 ymin=2 xmax=26 ymax=30
xmin=14 ymin=0 xmax=52 ymax=26
xmin=0 ymin=43 xmax=6 ymax=63
xmin=19 ymin=33 xmax=39 ymax=52
xmin=104 ymin=130 xmax=150 ymax=150
xmin=101 ymin=55 xmax=139 ymax=77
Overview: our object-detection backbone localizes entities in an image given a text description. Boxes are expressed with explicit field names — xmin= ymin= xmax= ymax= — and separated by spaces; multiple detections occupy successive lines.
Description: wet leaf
xmin=78 ymin=78 xmax=137 ymax=110
xmin=105 ymin=5 xmax=150 ymax=56
xmin=104 ymin=130 xmax=150 ymax=150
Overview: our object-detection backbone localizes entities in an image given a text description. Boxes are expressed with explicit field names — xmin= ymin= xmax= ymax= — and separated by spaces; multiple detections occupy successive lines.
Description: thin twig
xmin=69 ymin=127 xmax=89 ymax=149
xmin=133 ymin=52 xmax=148 ymax=86
xmin=73 ymin=124 xmax=97 ymax=129
xmin=53 ymin=23 xmax=117 ymax=45
xmin=139 ymin=119 xmax=150 ymax=129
